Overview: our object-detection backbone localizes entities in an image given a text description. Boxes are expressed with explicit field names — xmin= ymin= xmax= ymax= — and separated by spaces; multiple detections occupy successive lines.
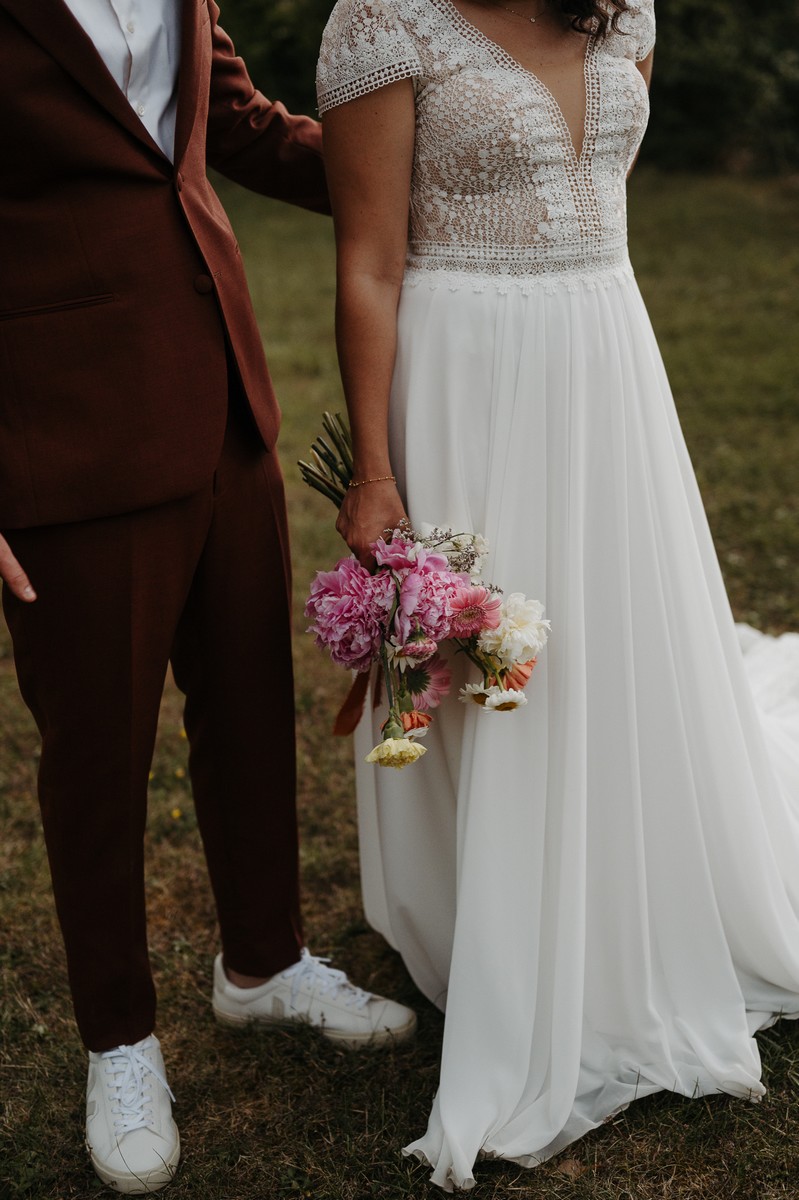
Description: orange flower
xmin=493 ymin=659 xmax=536 ymax=690
xmin=401 ymin=710 xmax=433 ymax=733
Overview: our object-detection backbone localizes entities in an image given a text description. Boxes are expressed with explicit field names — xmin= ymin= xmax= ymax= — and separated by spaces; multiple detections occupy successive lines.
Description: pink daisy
xmin=403 ymin=654 xmax=452 ymax=710
xmin=448 ymin=585 xmax=503 ymax=638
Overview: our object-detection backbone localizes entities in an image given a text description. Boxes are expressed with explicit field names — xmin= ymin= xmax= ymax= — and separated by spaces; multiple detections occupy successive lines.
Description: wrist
xmin=348 ymin=473 xmax=397 ymax=489
xmin=351 ymin=454 xmax=393 ymax=477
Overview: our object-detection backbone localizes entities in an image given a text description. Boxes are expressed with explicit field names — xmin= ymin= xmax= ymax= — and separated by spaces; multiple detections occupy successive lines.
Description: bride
xmin=316 ymin=0 xmax=799 ymax=1190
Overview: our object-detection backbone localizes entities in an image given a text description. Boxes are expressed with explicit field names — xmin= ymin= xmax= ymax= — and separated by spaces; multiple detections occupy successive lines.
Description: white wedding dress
xmin=317 ymin=1 xmax=799 ymax=1190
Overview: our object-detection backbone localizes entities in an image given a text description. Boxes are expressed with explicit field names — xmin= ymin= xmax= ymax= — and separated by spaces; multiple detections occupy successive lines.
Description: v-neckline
xmin=434 ymin=0 xmax=597 ymax=167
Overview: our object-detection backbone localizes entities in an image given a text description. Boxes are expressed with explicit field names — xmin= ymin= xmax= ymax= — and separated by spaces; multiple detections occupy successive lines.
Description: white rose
xmin=478 ymin=593 xmax=550 ymax=664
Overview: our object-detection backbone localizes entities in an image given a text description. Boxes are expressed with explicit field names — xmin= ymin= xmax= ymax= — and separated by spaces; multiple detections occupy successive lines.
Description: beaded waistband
xmin=406 ymin=232 xmax=630 ymax=281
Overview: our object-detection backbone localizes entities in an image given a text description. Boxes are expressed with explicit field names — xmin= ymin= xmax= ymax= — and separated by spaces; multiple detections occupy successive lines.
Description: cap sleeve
xmin=316 ymin=0 xmax=422 ymax=115
xmin=628 ymin=0 xmax=655 ymax=61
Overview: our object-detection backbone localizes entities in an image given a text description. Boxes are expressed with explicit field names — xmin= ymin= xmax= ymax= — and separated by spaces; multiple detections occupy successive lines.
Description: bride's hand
xmin=336 ymin=480 xmax=408 ymax=569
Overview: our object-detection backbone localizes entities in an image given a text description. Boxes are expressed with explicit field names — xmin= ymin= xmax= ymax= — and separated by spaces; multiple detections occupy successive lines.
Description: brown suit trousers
xmin=3 ymin=382 xmax=304 ymax=1050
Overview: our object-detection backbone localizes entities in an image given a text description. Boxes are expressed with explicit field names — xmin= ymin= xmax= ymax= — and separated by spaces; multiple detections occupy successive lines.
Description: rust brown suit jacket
xmin=0 ymin=0 xmax=328 ymax=529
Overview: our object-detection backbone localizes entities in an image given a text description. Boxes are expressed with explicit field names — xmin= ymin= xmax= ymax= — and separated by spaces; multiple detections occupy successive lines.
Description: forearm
xmin=332 ymin=270 xmax=408 ymax=563
xmin=322 ymin=80 xmax=416 ymax=560
xmin=205 ymin=3 xmax=329 ymax=212
xmin=336 ymin=271 xmax=403 ymax=478
xmin=208 ymin=96 xmax=328 ymax=212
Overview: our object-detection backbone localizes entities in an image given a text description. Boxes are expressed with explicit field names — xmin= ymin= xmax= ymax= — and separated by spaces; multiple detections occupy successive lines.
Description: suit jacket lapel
xmin=173 ymin=0 xmax=202 ymax=168
xmin=0 ymin=0 xmax=168 ymax=163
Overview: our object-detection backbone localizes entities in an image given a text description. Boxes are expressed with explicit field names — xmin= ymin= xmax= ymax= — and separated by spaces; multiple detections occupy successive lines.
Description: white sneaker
xmin=212 ymin=949 xmax=417 ymax=1049
xmin=86 ymin=1035 xmax=180 ymax=1194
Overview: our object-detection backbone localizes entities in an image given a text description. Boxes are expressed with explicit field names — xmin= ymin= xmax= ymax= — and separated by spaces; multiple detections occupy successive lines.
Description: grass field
xmin=1 ymin=169 xmax=798 ymax=1200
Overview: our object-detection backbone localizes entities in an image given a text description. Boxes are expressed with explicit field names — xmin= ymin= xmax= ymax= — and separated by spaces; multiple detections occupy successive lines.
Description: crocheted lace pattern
xmin=317 ymin=0 xmax=655 ymax=280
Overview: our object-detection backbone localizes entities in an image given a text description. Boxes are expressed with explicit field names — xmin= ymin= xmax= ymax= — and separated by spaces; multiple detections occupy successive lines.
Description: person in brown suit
xmin=0 ymin=1 xmax=415 ymax=1193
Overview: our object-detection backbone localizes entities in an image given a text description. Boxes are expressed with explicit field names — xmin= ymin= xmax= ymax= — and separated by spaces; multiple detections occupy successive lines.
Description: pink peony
xmin=305 ymin=557 xmax=394 ymax=673
xmin=402 ymin=654 xmax=452 ymax=710
xmin=394 ymin=568 xmax=462 ymax=644
xmin=449 ymin=585 xmax=503 ymax=638
xmin=372 ymin=534 xmax=418 ymax=571
xmin=372 ymin=535 xmax=450 ymax=575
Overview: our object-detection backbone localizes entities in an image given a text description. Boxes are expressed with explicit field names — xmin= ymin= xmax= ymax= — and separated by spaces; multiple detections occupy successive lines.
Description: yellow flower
xmin=365 ymin=738 xmax=427 ymax=769
xmin=180 ymin=727 xmax=188 ymax=740
xmin=174 ymin=766 xmax=186 ymax=780
xmin=171 ymin=807 xmax=182 ymax=821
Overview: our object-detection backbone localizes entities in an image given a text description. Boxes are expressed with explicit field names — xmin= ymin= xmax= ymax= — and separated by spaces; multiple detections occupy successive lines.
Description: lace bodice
xmin=317 ymin=0 xmax=655 ymax=284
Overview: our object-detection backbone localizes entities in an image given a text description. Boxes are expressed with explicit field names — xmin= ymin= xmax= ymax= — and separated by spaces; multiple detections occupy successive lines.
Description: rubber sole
xmin=89 ymin=1135 xmax=180 ymax=1195
xmin=212 ymin=1003 xmax=417 ymax=1049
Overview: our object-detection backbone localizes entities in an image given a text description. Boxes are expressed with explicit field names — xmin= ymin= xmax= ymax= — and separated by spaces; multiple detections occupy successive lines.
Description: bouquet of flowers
xmin=301 ymin=416 xmax=550 ymax=769
xmin=305 ymin=523 xmax=550 ymax=769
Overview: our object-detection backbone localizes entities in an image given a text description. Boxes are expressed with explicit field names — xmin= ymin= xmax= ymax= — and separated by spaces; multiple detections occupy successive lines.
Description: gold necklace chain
xmin=501 ymin=2 xmax=549 ymax=22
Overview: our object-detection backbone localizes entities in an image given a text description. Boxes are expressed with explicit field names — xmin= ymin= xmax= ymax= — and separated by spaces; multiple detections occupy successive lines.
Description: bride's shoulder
xmin=319 ymin=0 xmax=419 ymax=51
xmin=321 ymin=0 xmax=410 ymax=36
xmin=610 ymin=0 xmax=656 ymax=62
xmin=318 ymin=0 xmax=425 ymax=115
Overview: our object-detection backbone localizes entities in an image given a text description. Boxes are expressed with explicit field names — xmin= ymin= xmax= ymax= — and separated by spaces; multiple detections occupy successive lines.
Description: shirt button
xmin=136 ymin=104 xmax=145 ymax=116
xmin=193 ymin=274 xmax=214 ymax=294
xmin=127 ymin=21 xmax=135 ymax=33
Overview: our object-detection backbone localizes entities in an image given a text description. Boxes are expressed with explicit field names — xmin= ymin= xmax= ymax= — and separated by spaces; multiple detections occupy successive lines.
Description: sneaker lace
xmin=282 ymin=948 xmax=371 ymax=1011
xmin=102 ymin=1039 xmax=175 ymax=1135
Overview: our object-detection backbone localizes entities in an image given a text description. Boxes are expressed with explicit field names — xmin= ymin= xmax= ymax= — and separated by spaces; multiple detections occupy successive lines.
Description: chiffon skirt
xmin=353 ymin=262 xmax=799 ymax=1192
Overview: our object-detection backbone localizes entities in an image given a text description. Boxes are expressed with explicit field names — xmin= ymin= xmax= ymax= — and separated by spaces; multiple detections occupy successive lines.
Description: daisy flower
xmin=403 ymin=654 xmax=452 ymax=710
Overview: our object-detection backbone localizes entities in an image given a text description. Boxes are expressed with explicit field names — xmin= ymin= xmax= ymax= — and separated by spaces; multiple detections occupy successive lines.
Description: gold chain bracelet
xmin=348 ymin=474 xmax=397 ymax=489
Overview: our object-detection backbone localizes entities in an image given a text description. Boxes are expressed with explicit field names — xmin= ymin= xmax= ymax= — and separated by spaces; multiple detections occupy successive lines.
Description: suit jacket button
xmin=193 ymin=274 xmax=214 ymax=294
xmin=176 ymin=172 xmax=184 ymax=191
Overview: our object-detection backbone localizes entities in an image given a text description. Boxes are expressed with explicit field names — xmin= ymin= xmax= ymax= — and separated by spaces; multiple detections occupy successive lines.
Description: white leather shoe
xmin=86 ymin=1035 xmax=180 ymax=1194
xmin=212 ymin=948 xmax=417 ymax=1049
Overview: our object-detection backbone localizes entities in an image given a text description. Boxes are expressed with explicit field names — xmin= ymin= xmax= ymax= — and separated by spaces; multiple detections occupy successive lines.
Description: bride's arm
xmin=322 ymin=80 xmax=416 ymax=567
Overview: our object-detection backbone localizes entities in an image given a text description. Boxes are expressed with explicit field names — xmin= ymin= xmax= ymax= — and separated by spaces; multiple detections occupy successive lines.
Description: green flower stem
xmin=298 ymin=412 xmax=354 ymax=510
xmin=312 ymin=438 xmax=352 ymax=488
xmin=380 ymin=642 xmax=396 ymax=711
xmin=297 ymin=464 xmax=346 ymax=507
xmin=323 ymin=412 xmax=354 ymax=476
xmin=379 ymin=644 xmax=407 ymax=740
xmin=452 ymin=637 xmax=496 ymax=686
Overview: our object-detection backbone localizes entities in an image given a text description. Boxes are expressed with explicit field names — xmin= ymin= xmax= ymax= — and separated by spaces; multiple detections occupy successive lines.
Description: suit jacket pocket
xmin=0 ymin=294 xmax=115 ymax=322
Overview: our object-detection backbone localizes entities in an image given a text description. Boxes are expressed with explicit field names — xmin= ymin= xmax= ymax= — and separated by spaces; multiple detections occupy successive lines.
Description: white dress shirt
xmin=62 ymin=0 xmax=183 ymax=160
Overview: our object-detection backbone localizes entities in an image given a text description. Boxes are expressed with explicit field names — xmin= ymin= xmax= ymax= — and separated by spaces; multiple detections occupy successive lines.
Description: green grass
xmin=1 ymin=169 xmax=798 ymax=1199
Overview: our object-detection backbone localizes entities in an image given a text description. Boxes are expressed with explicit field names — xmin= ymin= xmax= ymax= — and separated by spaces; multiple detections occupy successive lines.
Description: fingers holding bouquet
xmin=336 ymin=475 xmax=408 ymax=569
